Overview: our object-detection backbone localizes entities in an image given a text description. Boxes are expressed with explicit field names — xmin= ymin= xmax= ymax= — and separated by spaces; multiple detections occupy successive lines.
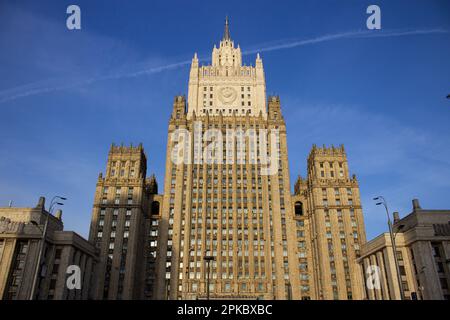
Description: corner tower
xmin=293 ymin=145 xmax=367 ymax=300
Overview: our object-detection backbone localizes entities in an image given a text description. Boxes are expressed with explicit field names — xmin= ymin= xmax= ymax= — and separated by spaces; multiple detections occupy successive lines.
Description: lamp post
xmin=184 ymin=247 xmax=194 ymax=299
xmin=204 ymin=255 xmax=214 ymax=300
xmin=373 ymin=196 xmax=404 ymax=300
xmin=29 ymin=196 xmax=66 ymax=300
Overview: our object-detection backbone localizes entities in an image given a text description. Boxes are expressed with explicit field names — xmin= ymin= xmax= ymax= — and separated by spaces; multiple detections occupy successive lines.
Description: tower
xmin=293 ymin=145 xmax=367 ymax=299
xmin=88 ymin=143 xmax=159 ymax=299
xmin=154 ymin=18 xmax=299 ymax=300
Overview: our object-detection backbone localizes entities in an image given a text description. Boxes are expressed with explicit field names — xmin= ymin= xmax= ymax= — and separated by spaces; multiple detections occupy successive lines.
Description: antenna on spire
xmin=223 ymin=16 xmax=231 ymax=40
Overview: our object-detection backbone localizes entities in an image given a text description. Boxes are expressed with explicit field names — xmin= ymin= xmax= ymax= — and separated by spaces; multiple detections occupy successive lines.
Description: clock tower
xmin=187 ymin=17 xmax=267 ymax=118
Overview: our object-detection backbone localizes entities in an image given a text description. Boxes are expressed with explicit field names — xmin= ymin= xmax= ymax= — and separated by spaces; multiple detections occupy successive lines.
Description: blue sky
xmin=0 ymin=0 xmax=449 ymax=240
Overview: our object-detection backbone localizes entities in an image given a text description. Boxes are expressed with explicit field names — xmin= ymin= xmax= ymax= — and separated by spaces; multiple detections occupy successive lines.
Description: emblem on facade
xmin=218 ymin=86 xmax=237 ymax=104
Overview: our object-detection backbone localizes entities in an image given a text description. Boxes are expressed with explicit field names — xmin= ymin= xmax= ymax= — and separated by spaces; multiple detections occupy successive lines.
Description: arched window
xmin=295 ymin=201 xmax=304 ymax=216
xmin=151 ymin=201 xmax=160 ymax=216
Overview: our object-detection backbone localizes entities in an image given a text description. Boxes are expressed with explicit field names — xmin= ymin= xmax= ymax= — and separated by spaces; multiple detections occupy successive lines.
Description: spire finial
xmin=223 ymin=16 xmax=231 ymax=40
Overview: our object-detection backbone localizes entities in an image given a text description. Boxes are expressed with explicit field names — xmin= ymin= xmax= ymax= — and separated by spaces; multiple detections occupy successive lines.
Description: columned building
xmin=359 ymin=199 xmax=450 ymax=300
xmin=0 ymin=197 xmax=97 ymax=300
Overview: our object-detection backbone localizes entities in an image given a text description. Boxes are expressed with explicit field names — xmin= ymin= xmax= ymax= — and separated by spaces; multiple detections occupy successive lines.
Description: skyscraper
xmin=154 ymin=18 xmax=297 ymax=300
xmin=89 ymin=18 xmax=368 ymax=300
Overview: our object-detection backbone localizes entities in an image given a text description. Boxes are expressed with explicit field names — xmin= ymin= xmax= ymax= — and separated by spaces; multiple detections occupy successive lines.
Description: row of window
xmin=203 ymin=86 xmax=252 ymax=92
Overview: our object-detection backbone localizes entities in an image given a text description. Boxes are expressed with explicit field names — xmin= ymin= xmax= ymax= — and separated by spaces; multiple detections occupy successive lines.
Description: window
xmin=55 ymin=248 xmax=62 ymax=259
xmin=399 ymin=265 xmax=406 ymax=276
xmin=432 ymin=245 xmax=441 ymax=257
xmin=440 ymin=278 xmax=448 ymax=289
xmin=49 ymin=279 xmax=57 ymax=290
xmin=402 ymin=281 xmax=409 ymax=291
xmin=294 ymin=202 xmax=304 ymax=216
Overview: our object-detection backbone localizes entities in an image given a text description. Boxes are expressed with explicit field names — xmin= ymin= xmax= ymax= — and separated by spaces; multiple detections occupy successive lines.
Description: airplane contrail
xmin=0 ymin=28 xmax=447 ymax=104
xmin=243 ymin=28 xmax=449 ymax=55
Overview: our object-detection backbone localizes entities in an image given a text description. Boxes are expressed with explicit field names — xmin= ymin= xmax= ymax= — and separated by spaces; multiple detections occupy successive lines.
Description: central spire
xmin=223 ymin=16 xmax=231 ymax=40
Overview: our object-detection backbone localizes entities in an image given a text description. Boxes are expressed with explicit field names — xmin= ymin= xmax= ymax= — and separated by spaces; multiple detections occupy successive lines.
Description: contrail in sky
xmin=243 ymin=28 xmax=448 ymax=54
xmin=0 ymin=28 xmax=447 ymax=104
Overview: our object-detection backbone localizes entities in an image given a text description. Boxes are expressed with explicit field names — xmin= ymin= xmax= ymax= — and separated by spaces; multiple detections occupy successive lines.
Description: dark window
xmin=432 ymin=245 xmax=441 ymax=257
xmin=399 ymin=265 xmax=406 ymax=276
xmin=55 ymin=248 xmax=62 ymax=259
xmin=49 ymin=279 xmax=57 ymax=290
xmin=151 ymin=201 xmax=160 ymax=215
xmin=52 ymin=264 xmax=59 ymax=274
xmin=294 ymin=201 xmax=304 ymax=216
xmin=440 ymin=278 xmax=448 ymax=290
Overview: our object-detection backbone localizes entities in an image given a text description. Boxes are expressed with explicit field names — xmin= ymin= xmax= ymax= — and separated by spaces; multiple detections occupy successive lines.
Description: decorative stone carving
xmin=0 ymin=216 xmax=25 ymax=234
xmin=218 ymin=86 xmax=237 ymax=104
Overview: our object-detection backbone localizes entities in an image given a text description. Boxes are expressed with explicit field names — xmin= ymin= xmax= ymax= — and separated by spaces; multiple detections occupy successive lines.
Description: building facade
xmin=149 ymin=19 xmax=367 ymax=300
xmin=292 ymin=145 xmax=367 ymax=299
xmin=86 ymin=19 xmax=368 ymax=300
xmin=0 ymin=197 xmax=97 ymax=300
xmin=359 ymin=199 xmax=450 ymax=300
xmin=88 ymin=143 xmax=161 ymax=300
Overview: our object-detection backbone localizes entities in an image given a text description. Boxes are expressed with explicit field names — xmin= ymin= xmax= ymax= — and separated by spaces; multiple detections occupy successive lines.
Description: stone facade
xmin=292 ymin=145 xmax=367 ymax=299
xmin=88 ymin=19 xmax=368 ymax=300
xmin=148 ymin=19 xmax=367 ymax=300
xmin=0 ymin=197 xmax=97 ymax=300
xmin=88 ymin=143 xmax=161 ymax=299
xmin=359 ymin=199 xmax=450 ymax=300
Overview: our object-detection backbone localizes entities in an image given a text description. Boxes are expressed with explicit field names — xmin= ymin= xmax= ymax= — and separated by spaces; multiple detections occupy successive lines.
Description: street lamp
xmin=204 ymin=255 xmax=215 ymax=300
xmin=373 ymin=196 xmax=404 ymax=300
xmin=29 ymin=196 xmax=66 ymax=300
xmin=48 ymin=196 xmax=67 ymax=213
